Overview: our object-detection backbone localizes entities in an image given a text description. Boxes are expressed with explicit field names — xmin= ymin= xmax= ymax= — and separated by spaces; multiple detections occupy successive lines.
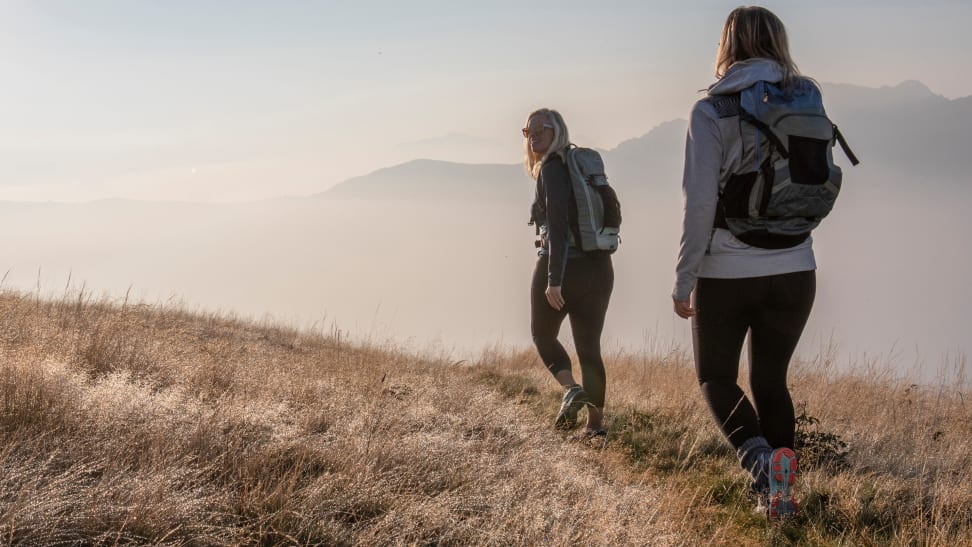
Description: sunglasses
xmin=521 ymin=124 xmax=553 ymax=138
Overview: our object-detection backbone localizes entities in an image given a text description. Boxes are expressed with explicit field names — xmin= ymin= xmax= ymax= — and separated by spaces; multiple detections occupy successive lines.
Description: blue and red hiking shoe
xmin=767 ymin=447 xmax=799 ymax=520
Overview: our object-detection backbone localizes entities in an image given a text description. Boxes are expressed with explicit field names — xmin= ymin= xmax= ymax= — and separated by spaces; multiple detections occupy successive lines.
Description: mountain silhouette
xmin=318 ymin=159 xmax=528 ymax=202
xmin=320 ymin=80 xmax=971 ymax=202
xmin=822 ymin=80 xmax=971 ymax=184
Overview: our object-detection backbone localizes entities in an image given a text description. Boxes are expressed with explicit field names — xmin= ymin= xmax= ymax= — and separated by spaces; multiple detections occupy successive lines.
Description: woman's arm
xmin=673 ymin=105 xmax=722 ymax=306
xmin=541 ymin=157 xmax=572 ymax=290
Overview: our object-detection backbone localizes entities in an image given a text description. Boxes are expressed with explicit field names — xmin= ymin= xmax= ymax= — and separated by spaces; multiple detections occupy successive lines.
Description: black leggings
xmin=692 ymin=271 xmax=815 ymax=450
xmin=531 ymin=254 xmax=613 ymax=407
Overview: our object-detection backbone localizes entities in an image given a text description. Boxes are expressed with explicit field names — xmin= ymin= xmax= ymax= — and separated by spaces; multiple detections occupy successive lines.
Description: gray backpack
xmin=565 ymin=146 xmax=621 ymax=252
xmin=714 ymin=79 xmax=859 ymax=248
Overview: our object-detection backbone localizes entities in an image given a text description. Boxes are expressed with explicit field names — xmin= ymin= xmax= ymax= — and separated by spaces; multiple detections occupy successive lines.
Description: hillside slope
xmin=0 ymin=291 xmax=686 ymax=544
xmin=0 ymin=291 xmax=969 ymax=545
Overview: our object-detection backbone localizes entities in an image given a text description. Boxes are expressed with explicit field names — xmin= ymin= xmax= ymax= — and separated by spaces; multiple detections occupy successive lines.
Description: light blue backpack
xmin=565 ymin=146 xmax=621 ymax=253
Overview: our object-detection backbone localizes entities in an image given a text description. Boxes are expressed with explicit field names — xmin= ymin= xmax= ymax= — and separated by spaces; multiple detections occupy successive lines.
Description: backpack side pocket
xmin=788 ymin=135 xmax=830 ymax=185
xmin=594 ymin=185 xmax=621 ymax=229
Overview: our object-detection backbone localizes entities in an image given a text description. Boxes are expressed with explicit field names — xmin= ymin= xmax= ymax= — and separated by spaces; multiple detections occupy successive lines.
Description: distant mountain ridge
xmin=821 ymin=81 xmax=971 ymax=183
xmin=318 ymin=159 xmax=528 ymax=202
xmin=320 ymin=80 xmax=971 ymax=202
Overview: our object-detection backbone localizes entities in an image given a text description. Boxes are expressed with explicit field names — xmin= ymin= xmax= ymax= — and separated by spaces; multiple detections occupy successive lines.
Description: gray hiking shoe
xmin=554 ymin=384 xmax=589 ymax=430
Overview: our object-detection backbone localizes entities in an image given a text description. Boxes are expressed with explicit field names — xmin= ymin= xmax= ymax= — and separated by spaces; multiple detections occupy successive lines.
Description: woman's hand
xmin=673 ymin=297 xmax=695 ymax=319
xmin=546 ymin=285 xmax=565 ymax=311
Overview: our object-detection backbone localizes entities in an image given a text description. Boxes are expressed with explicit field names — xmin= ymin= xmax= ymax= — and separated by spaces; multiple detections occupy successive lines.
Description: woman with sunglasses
xmin=523 ymin=108 xmax=613 ymax=440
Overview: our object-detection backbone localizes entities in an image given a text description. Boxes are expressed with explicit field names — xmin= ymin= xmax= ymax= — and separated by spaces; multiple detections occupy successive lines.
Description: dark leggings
xmin=692 ymin=270 xmax=815 ymax=450
xmin=531 ymin=254 xmax=613 ymax=407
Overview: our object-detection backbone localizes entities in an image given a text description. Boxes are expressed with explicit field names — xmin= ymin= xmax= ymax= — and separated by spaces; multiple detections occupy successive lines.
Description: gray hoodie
xmin=673 ymin=58 xmax=816 ymax=301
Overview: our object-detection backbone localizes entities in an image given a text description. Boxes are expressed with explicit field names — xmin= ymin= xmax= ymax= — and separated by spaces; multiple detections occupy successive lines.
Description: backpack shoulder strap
xmin=739 ymin=109 xmax=789 ymax=159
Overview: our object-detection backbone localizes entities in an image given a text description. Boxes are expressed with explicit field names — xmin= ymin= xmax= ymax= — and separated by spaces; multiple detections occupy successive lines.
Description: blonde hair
xmin=523 ymin=108 xmax=571 ymax=180
xmin=715 ymin=6 xmax=800 ymax=86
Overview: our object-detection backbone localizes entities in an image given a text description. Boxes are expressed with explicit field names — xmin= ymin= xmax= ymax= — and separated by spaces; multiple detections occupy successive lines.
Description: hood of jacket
xmin=707 ymin=58 xmax=784 ymax=96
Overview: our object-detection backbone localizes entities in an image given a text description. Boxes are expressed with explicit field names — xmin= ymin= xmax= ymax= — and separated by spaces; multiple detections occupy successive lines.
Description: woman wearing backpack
xmin=673 ymin=6 xmax=817 ymax=519
xmin=524 ymin=108 xmax=613 ymax=440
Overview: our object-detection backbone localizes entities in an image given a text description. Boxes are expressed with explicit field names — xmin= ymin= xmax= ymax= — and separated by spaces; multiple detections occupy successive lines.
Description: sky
xmin=2 ymin=0 xmax=971 ymax=202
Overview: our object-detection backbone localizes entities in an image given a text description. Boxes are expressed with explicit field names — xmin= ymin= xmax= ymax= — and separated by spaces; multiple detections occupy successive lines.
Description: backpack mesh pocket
xmin=594 ymin=185 xmax=622 ymax=229
xmin=722 ymin=171 xmax=758 ymax=219
xmin=788 ymin=135 xmax=830 ymax=185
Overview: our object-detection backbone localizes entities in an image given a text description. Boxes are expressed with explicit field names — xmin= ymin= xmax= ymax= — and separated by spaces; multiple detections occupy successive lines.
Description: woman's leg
xmin=564 ymin=255 xmax=614 ymax=429
xmin=749 ymin=270 xmax=816 ymax=449
xmin=531 ymin=256 xmax=572 ymax=382
xmin=693 ymin=277 xmax=762 ymax=449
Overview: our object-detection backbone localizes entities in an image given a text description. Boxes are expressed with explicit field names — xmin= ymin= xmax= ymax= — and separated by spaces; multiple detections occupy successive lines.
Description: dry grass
xmin=0 ymin=290 xmax=969 ymax=545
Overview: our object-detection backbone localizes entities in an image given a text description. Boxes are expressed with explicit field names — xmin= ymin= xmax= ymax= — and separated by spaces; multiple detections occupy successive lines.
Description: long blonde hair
xmin=715 ymin=6 xmax=800 ymax=86
xmin=523 ymin=108 xmax=571 ymax=180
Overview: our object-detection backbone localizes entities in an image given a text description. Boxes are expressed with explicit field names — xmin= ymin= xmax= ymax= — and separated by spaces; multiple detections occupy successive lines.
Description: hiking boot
xmin=767 ymin=447 xmax=799 ymax=520
xmin=570 ymin=427 xmax=607 ymax=448
xmin=554 ymin=384 xmax=589 ymax=430
xmin=570 ymin=428 xmax=607 ymax=440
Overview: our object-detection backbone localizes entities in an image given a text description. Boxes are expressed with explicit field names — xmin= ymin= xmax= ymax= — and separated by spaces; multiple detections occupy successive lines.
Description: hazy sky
xmin=2 ymin=0 xmax=970 ymax=202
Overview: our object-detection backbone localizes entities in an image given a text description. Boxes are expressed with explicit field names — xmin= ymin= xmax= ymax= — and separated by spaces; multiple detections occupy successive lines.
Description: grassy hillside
xmin=0 ymin=291 xmax=969 ymax=545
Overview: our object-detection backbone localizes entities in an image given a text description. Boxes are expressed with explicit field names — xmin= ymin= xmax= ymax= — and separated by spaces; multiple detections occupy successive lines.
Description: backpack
xmin=714 ymin=78 xmax=859 ymax=249
xmin=564 ymin=146 xmax=622 ymax=252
